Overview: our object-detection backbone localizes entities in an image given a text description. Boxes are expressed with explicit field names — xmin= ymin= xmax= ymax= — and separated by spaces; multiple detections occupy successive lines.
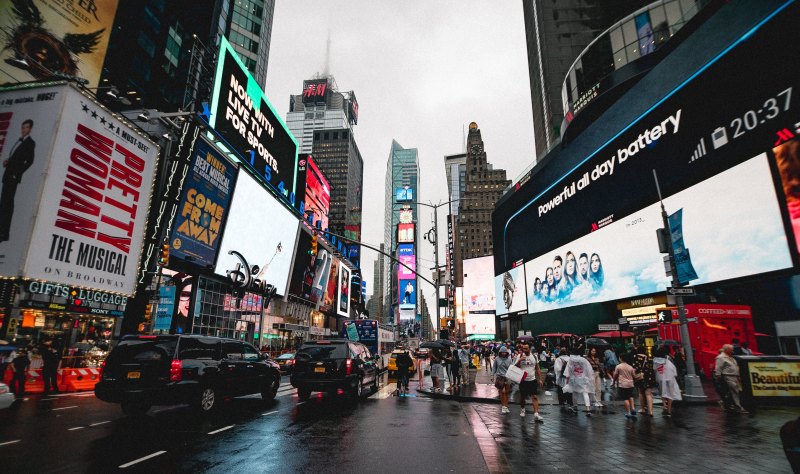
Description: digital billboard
xmin=463 ymin=257 xmax=495 ymax=314
xmin=302 ymin=79 xmax=329 ymax=104
xmin=210 ymin=36 xmax=298 ymax=201
xmin=0 ymin=84 xmax=159 ymax=295
xmin=322 ymin=255 xmax=340 ymax=312
xmin=399 ymin=279 xmax=416 ymax=309
xmin=397 ymin=243 xmax=415 ymax=279
xmin=215 ymin=172 xmax=300 ymax=296
xmin=495 ymin=265 xmax=526 ymax=316
xmin=398 ymin=223 xmax=414 ymax=243
xmin=396 ymin=187 xmax=413 ymax=202
xmin=337 ymin=263 xmax=351 ymax=317
xmin=465 ymin=313 xmax=496 ymax=335
xmin=309 ymin=248 xmax=332 ymax=304
xmin=0 ymin=0 xmax=119 ymax=89
xmin=287 ymin=228 xmax=314 ymax=299
xmin=304 ymin=155 xmax=330 ymax=230
xmin=499 ymin=7 xmax=799 ymax=312
xmin=170 ymin=139 xmax=236 ymax=267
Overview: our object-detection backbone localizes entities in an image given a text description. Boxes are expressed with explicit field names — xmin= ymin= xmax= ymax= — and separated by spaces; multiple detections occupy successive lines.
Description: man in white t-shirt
xmin=514 ymin=342 xmax=544 ymax=422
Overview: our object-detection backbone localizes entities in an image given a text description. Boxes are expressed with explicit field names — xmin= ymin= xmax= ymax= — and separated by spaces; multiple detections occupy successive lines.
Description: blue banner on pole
xmin=668 ymin=209 xmax=698 ymax=284
xmin=154 ymin=286 xmax=176 ymax=332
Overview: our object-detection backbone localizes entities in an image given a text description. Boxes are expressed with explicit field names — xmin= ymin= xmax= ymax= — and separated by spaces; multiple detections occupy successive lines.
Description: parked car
xmin=386 ymin=349 xmax=417 ymax=377
xmin=290 ymin=339 xmax=379 ymax=400
xmin=0 ymin=383 xmax=14 ymax=410
xmin=95 ymin=335 xmax=281 ymax=416
xmin=275 ymin=352 xmax=296 ymax=374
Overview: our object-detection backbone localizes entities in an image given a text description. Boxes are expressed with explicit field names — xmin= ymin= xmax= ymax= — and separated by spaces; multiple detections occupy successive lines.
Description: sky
xmin=265 ymin=1 xmax=536 ymax=309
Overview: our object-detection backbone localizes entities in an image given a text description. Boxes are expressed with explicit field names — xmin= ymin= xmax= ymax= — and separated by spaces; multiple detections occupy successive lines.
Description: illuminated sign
xmin=304 ymin=155 xmax=330 ymax=230
xmin=396 ymin=187 xmax=413 ymax=202
xmin=399 ymin=208 xmax=413 ymax=224
xmin=746 ymin=360 xmax=800 ymax=397
xmin=399 ymin=279 xmax=416 ymax=309
xmin=210 ymin=36 xmax=299 ymax=202
xmin=398 ymin=223 xmax=415 ymax=243
xmin=463 ymin=257 xmax=495 ymax=314
xmin=302 ymin=79 xmax=329 ymax=104
xmin=348 ymin=93 xmax=359 ymax=125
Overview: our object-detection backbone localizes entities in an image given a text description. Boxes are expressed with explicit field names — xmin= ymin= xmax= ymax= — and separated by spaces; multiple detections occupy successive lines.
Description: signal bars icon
xmin=689 ymin=137 xmax=707 ymax=163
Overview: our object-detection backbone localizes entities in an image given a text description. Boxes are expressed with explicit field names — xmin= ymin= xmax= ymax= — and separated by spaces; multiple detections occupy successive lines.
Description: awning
xmin=754 ymin=332 xmax=771 ymax=337
xmin=272 ymin=323 xmax=308 ymax=332
xmin=592 ymin=331 xmax=634 ymax=338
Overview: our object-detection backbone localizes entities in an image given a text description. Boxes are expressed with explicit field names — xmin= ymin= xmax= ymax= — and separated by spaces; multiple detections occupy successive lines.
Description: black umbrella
xmin=516 ymin=335 xmax=535 ymax=343
xmin=436 ymin=339 xmax=456 ymax=347
xmin=420 ymin=341 xmax=445 ymax=349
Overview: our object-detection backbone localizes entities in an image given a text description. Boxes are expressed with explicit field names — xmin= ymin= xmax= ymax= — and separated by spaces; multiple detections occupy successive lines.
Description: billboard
xmin=398 ymin=223 xmax=414 ymax=243
xmin=396 ymin=187 xmax=413 ymax=202
xmin=495 ymin=265 xmax=526 ymax=316
xmin=309 ymin=248 xmax=332 ymax=304
xmin=215 ymin=172 xmax=300 ymax=296
xmin=154 ymin=286 xmax=176 ymax=332
xmin=501 ymin=8 xmax=799 ymax=312
xmin=302 ymin=79 xmax=329 ymax=104
xmin=210 ymin=36 xmax=298 ymax=201
xmin=322 ymin=255 xmax=340 ymax=311
xmin=294 ymin=154 xmax=309 ymax=212
xmin=0 ymin=0 xmax=119 ymax=89
xmin=287 ymin=228 xmax=314 ymax=299
xmin=170 ymin=139 xmax=236 ymax=266
xmin=397 ymin=243 xmax=415 ymax=279
xmin=337 ymin=263 xmax=350 ymax=317
xmin=348 ymin=93 xmax=359 ymax=125
xmin=399 ymin=279 xmax=416 ymax=309
xmin=398 ymin=208 xmax=413 ymax=224
xmin=463 ymin=257 xmax=495 ymax=314
xmin=0 ymin=84 xmax=159 ymax=295
xmin=304 ymin=155 xmax=330 ymax=230
xmin=465 ymin=313 xmax=496 ymax=335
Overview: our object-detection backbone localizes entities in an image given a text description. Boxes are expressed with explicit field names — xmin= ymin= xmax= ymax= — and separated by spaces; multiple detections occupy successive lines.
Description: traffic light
xmin=157 ymin=243 xmax=170 ymax=266
xmin=309 ymin=234 xmax=318 ymax=256
xmin=657 ymin=309 xmax=674 ymax=323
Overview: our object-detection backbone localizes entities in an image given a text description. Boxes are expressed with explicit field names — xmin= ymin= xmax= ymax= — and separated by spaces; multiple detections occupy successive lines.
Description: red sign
xmin=304 ymin=155 xmax=330 ymax=230
xmin=398 ymin=223 xmax=414 ymax=243
xmin=302 ymin=79 xmax=329 ymax=104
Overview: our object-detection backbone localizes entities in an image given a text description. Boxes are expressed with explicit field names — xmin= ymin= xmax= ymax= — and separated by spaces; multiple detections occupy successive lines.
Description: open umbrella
xmin=538 ymin=333 xmax=574 ymax=338
xmin=515 ymin=335 xmax=535 ymax=343
xmin=585 ymin=337 xmax=609 ymax=347
xmin=592 ymin=331 xmax=634 ymax=338
xmin=0 ymin=345 xmax=17 ymax=352
xmin=420 ymin=341 xmax=445 ymax=349
xmin=436 ymin=339 xmax=456 ymax=347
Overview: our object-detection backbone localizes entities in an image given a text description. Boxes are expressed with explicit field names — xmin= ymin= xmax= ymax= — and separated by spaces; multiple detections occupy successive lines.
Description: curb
xmin=416 ymin=388 xmax=723 ymax=406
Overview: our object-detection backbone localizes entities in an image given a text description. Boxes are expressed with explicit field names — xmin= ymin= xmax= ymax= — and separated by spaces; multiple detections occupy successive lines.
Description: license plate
xmin=127 ymin=371 xmax=141 ymax=379
xmin=314 ymin=367 xmax=325 ymax=373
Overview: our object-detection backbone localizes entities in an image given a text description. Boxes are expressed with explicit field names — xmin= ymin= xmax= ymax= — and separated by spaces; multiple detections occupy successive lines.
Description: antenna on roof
xmin=323 ymin=30 xmax=331 ymax=77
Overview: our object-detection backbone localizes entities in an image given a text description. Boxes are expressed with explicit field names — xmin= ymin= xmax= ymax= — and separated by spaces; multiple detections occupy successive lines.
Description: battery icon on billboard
xmin=711 ymin=127 xmax=728 ymax=149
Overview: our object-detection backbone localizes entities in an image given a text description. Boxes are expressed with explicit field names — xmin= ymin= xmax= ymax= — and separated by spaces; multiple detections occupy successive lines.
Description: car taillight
xmin=345 ymin=358 xmax=352 ymax=376
xmin=100 ymin=359 xmax=106 ymax=372
xmin=170 ymin=359 xmax=182 ymax=382
xmin=289 ymin=359 xmax=295 ymax=365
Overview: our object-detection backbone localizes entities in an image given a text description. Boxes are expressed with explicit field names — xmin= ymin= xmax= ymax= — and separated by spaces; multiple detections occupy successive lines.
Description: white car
xmin=0 ymin=383 xmax=14 ymax=410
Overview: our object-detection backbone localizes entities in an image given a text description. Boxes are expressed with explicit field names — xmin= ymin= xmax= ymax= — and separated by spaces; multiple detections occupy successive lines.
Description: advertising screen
xmin=304 ymin=155 xmax=330 ymax=230
xmin=465 ymin=313 xmax=496 ymax=335
xmin=396 ymin=187 xmax=413 ymax=202
xmin=398 ymin=279 xmax=416 ymax=309
xmin=495 ymin=265 xmax=526 ymax=316
xmin=0 ymin=84 xmax=159 ymax=295
xmin=397 ymin=243 xmax=415 ymax=279
xmin=454 ymin=287 xmax=466 ymax=323
xmin=215 ymin=172 xmax=300 ymax=296
xmin=746 ymin=360 xmax=800 ymax=397
xmin=302 ymin=79 xmax=329 ymax=104
xmin=0 ymin=0 xmax=119 ymax=88
xmin=322 ymin=255 xmax=340 ymax=311
xmin=463 ymin=257 xmax=495 ymax=314
xmin=501 ymin=7 xmax=799 ymax=312
xmin=170 ymin=139 xmax=236 ymax=266
xmin=398 ymin=223 xmax=414 ymax=243
xmin=287 ymin=228 xmax=314 ymax=299
xmin=210 ymin=37 xmax=298 ymax=201
xmin=337 ymin=263 xmax=350 ymax=317
xmin=309 ymin=248 xmax=332 ymax=304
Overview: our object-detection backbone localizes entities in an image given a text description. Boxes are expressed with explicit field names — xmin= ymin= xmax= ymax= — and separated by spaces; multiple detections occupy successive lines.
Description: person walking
xmin=653 ymin=346 xmax=681 ymax=417
xmin=554 ymin=347 xmax=573 ymax=411
xmin=585 ymin=347 xmax=605 ymax=407
xmin=429 ymin=348 xmax=445 ymax=393
xmin=715 ymin=344 xmax=748 ymax=413
xmin=492 ymin=346 xmax=513 ymax=414
xmin=514 ymin=342 xmax=544 ymax=422
xmin=633 ymin=347 xmax=656 ymax=416
xmin=457 ymin=344 xmax=471 ymax=385
xmin=10 ymin=349 xmax=29 ymax=397
xmin=449 ymin=346 xmax=463 ymax=390
xmin=604 ymin=346 xmax=619 ymax=380
xmin=395 ymin=349 xmax=413 ymax=395
xmin=564 ymin=352 xmax=595 ymax=415
xmin=483 ymin=344 xmax=492 ymax=371
xmin=42 ymin=342 xmax=61 ymax=396
xmin=613 ymin=353 xmax=638 ymax=419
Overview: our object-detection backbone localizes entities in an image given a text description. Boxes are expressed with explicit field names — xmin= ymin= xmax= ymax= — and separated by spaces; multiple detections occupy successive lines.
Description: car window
xmin=242 ymin=344 xmax=260 ymax=361
xmin=221 ymin=341 xmax=244 ymax=360
xmin=297 ymin=343 xmax=347 ymax=360
xmin=277 ymin=353 xmax=294 ymax=360
xmin=106 ymin=339 xmax=177 ymax=367
xmin=178 ymin=338 xmax=219 ymax=360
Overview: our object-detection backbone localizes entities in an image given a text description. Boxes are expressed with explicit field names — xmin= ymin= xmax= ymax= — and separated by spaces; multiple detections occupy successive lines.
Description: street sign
xmin=599 ymin=324 xmax=620 ymax=331
xmin=666 ymin=287 xmax=696 ymax=296
xmin=618 ymin=318 xmax=629 ymax=325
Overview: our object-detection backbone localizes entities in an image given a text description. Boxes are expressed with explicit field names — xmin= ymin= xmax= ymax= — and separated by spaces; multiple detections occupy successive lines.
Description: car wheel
xmin=197 ymin=386 xmax=218 ymax=413
xmin=262 ymin=376 xmax=280 ymax=402
xmin=370 ymin=377 xmax=378 ymax=394
xmin=353 ymin=377 xmax=363 ymax=399
xmin=297 ymin=387 xmax=311 ymax=401
xmin=121 ymin=401 xmax=150 ymax=417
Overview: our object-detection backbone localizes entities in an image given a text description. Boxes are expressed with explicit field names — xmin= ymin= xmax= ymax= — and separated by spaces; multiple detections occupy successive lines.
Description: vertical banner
xmin=668 ymin=209 xmax=698 ymax=284
xmin=337 ymin=263 xmax=350 ymax=317
xmin=154 ymin=286 xmax=175 ymax=332
xmin=0 ymin=0 xmax=119 ymax=88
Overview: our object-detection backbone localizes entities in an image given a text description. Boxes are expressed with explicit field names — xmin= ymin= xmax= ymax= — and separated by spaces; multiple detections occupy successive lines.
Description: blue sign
xmin=398 ymin=243 xmax=414 ymax=257
xmin=668 ymin=209 xmax=698 ymax=284
xmin=396 ymin=187 xmax=413 ymax=202
xmin=154 ymin=286 xmax=176 ymax=332
xmin=399 ymin=279 xmax=417 ymax=309
xmin=170 ymin=140 xmax=237 ymax=266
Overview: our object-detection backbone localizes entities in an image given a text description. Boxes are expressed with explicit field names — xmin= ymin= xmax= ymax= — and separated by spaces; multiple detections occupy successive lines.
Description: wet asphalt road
xmin=0 ymin=375 xmax=488 ymax=474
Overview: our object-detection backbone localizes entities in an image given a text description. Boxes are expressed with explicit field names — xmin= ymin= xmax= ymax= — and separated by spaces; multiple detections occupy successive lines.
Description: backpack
xmin=560 ymin=357 xmax=569 ymax=378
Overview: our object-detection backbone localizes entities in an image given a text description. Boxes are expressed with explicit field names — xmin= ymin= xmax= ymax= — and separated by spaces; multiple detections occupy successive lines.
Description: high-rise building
xmin=457 ymin=123 xmax=510 ymax=260
xmin=384 ymin=140 xmax=419 ymax=324
xmin=370 ymin=246 xmax=386 ymax=322
xmin=99 ymin=0 xmax=276 ymax=112
xmin=286 ymin=76 xmax=359 ymax=153
xmin=445 ymin=153 xmax=467 ymax=215
xmin=522 ymin=0 xmax=644 ymax=159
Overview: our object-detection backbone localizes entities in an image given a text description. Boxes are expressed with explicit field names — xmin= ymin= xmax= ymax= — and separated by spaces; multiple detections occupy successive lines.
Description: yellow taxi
xmin=387 ymin=349 xmax=416 ymax=376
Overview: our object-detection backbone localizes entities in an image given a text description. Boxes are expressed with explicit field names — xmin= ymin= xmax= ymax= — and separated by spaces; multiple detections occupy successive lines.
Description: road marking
xmin=261 ymin=411 xmax=278 ymax=416
xmin=0 ymin=440 xmax=21 ymax=447
xmin=90 ymin=421 xmax=111 ymax=427
xmin=68 ymin=426 xmax=85 ymax=431
xmin=40 ymin=398 xmax=55 ymax=401
xmin=72 ymin=393 xmax=96 ymax=398
xmin=52 ymin=406 xmax=78 ymax=411
xmin=207 ymin=425 xmax=235 ymax=435
xmin=118 ymin=450 xmax=167 ymax=469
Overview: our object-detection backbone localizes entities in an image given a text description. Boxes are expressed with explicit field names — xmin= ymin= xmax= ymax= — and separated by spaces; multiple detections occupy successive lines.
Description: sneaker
xmin=501 ymin=406 xmax=510 ymax=414
xmin=664 ymin=413 xmax=672 ymax=418
xmin=534 ymin=413 xmax=544 ymax=423
xmin=520 ymin=408 xmax=526 ymax=417
xmin=594 ymin=402 xmax=603 ymax=407
xmin=585 ymin=409 xmax=593 ymax=416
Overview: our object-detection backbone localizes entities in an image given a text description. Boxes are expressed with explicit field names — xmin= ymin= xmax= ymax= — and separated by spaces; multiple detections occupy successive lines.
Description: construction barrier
xmin=1 ymin=366 xmax=101 ymax=393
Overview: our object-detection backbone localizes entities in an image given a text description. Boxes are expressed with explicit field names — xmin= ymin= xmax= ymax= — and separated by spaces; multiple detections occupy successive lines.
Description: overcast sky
xmin=265 ymin=1 xmax=535 ymax=309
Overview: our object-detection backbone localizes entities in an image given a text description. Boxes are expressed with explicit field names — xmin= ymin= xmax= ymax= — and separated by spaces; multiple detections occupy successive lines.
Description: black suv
xmin=95 ymin=335 xmax=281 ymax=415
xmin=290 ymin=339 xmax=380 ymax=400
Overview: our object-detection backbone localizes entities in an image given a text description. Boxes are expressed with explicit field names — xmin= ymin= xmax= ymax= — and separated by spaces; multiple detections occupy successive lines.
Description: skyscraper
xmin=369 ymin=247 xmax=385 ymax=322
xmin=522 ymin=0 xmax=644 ymax=159
xmin=285 ymin=76 xmax=358 ymax=153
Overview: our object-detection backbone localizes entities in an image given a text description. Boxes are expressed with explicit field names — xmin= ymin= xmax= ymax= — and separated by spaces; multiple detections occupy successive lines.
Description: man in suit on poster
xmin=0 ymin=119 xmax=36 ymax=242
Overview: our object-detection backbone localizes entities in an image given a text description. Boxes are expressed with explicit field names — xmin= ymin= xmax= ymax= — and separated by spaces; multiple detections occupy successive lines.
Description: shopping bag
xmin=505 ymin=364 xmax=527 ymax=384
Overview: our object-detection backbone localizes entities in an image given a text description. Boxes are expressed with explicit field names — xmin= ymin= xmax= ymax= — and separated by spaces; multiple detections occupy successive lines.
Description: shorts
xmin=430 ymin=363 xmax=444 ymax=379
xmin=519 ymin=380 xmax=539 ymax=397
xmin=618 ymin=387 xmax=635 ymax=400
